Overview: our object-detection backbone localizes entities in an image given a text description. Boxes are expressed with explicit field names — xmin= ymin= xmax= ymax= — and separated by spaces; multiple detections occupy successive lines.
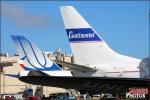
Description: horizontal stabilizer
xmin=4 ymin=74 xmax=18 ymax=78
xmin=54 ymin=60 xmax=97 ymax=72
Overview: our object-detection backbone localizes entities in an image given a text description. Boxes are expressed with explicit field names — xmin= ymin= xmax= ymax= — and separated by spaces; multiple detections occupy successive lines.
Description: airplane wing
xmin=54 ymin=60 xmax=97 ymax=72
xmin=19 ymin=70 xmax=150 ymax=94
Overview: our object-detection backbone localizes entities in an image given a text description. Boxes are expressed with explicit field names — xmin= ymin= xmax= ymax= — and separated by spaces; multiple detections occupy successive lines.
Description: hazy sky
xmin=1 ymin=1 xmax=149 ymax=59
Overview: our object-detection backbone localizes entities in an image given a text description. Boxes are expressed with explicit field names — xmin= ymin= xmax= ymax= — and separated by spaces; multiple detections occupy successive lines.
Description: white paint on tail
xmin=60 ymin=6 xmax=141 ymax=78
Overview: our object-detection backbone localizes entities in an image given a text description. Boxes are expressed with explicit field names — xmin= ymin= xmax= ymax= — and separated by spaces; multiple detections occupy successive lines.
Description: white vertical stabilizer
xmin=60 ymin=6 xmax=140 ymax=69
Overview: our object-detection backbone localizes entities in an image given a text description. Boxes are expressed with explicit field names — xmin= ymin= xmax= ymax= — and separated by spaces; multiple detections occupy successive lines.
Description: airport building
xmin=0 ymin=48 xmax=74 ymax=98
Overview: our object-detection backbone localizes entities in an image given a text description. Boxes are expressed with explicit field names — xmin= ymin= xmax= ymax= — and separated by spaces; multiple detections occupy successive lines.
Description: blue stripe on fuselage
xmin=66 ymin=28 xmax=102 ymax=42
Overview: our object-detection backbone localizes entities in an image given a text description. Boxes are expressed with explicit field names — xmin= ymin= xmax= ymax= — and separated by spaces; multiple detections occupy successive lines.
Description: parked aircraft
xmin=59 ymin=6 xmax=141 ymax=78
xmin=10 ymin=6 xmax=149 ymax=94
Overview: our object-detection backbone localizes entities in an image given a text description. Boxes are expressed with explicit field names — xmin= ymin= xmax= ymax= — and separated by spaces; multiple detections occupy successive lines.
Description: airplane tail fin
xmin=60 ymin=6 xmax=118 ymax=66
xmin=60 ymin=6 xmax=103 ymax=42
xmin=11 ymin=35 xmax=61 ymax=71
